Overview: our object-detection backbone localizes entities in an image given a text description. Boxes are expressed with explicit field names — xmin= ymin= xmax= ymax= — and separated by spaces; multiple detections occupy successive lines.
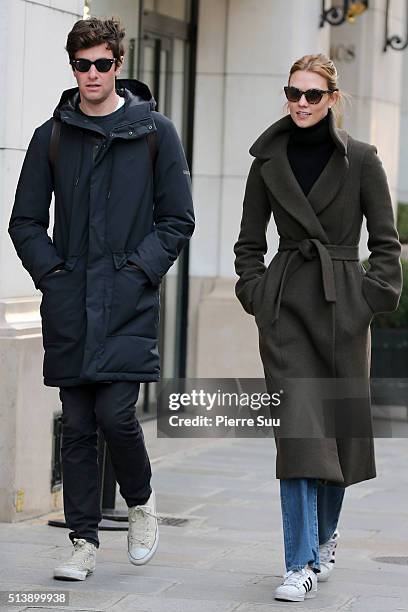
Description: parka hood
xmin=52 ymin=79 xmax=158 ymax=216
xmin=249 ymin=108 xmax=348 ymax=160
xmin=53 ymin=78 xmax=156 ymax=120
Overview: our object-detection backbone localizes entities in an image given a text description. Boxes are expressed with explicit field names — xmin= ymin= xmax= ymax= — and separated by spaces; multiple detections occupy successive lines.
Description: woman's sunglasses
xmin=70 ymin=58 xmax=116 ymax=73
xmin=284 ymin=86 xmax=338 ymax=105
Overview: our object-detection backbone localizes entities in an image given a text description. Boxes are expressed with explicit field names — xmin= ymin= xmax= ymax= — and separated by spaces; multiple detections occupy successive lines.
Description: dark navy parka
xmin=8 ymin=79 xmax=195 ymax=387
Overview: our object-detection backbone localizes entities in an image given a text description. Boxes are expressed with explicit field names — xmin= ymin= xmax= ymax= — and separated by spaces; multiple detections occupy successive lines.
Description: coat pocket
xmin=39 ymin=256 xmax=81 ymax=345
xmin=250 ymin=274 xmax=267 ymax=317
xmin=357 ymin=263 xmax=374 ymax=321
xmin=253 ymin=254 xmax=283 ymax=330
xmin=38 ymin=256 xmax=77 ymax=291
xmin=107 ymin=255 xmax=160 ymax=337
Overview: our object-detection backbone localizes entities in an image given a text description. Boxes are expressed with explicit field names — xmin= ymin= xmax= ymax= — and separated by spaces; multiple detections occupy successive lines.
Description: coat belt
xmin=275 ymin=238 xmax=359 ymax=377
xmin=277 ymin=238 xmax=359 ymax=308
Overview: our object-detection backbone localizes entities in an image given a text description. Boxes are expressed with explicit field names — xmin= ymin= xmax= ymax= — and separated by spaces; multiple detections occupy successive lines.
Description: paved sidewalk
xmin=1 ymin=421 xmax=408 ymax=611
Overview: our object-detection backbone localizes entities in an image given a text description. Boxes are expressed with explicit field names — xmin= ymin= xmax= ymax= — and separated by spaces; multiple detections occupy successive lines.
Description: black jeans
xmin=59 ymin=382 xmax=152 ymax=548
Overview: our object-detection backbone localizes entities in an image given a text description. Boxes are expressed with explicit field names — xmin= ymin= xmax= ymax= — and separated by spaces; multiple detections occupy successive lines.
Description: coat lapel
xmin=250 ymin=109 xmax=349 ymax=237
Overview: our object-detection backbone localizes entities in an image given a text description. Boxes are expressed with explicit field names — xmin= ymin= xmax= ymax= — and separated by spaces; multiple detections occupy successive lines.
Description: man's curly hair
xmin=66 ymin=17 xmax=126 ymax=66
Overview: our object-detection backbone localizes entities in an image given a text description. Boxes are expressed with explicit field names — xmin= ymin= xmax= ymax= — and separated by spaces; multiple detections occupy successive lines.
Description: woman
xmin=234 ymin=54 xmax=402 ymax=602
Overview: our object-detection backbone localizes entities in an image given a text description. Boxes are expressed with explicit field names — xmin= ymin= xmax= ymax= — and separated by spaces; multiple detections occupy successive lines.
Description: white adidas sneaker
xmin=275 ymin=565 xmax=317 ymax=601
xmin=53 ymin=538 xmax=96 ymax=581
xmin=317 ymin=529 xmax=339 ymax=582
xmin=127 ymin=489 xmax=159 ymax=566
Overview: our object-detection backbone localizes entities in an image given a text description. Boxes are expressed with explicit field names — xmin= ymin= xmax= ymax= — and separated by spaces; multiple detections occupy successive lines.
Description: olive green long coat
xmin=234 ymin=109 xmax=402 ymax=487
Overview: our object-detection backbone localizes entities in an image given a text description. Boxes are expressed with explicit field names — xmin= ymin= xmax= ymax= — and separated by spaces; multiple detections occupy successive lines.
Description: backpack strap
xmin=146 ymin=131 xmax=158 ymax=172
xmin=49 ymin=119 xmax=61 ymax=172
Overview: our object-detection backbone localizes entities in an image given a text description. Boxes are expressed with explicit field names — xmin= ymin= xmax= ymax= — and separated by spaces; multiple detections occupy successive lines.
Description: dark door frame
xmin=138 ymin=0 xmax=199 ymax=382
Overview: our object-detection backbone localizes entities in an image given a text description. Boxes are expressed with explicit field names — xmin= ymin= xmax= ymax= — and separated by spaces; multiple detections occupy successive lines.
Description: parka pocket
xmin=39 ymin=256 xmax=81 ymax=345
xmin=38 ymin=256 xmax=78 ymax=292
xmin=107 ymin=255 xmax=160 ymax=337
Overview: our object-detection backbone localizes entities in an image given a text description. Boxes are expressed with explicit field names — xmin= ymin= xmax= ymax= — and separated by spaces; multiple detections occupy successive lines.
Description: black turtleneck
xmin=287 ymin=111 xmax=335 ymax=196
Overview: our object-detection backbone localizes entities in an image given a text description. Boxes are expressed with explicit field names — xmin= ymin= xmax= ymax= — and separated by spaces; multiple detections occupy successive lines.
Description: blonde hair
xmin=285 ymin=53 xmax=351 ymax=126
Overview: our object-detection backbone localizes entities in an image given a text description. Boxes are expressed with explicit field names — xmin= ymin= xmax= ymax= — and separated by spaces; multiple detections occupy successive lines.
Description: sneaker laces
xmin=282 ymin=568 xmax=310 ymax=586
xmin=128 ymin=506 xmax=158 ymax=548
xmin=65 ymin=539 xmax=95 ymax=566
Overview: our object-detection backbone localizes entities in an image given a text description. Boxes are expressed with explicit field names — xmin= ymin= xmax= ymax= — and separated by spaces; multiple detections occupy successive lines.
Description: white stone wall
xmin=0 ymin=0 xmax=82 ymax=522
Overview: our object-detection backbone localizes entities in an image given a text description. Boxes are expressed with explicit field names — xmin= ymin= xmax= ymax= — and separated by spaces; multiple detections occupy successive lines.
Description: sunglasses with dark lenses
xmin=70 ymin=58 xmax=116 ymax=73
xmin=284 ymin=86 xmax=337 ymax=105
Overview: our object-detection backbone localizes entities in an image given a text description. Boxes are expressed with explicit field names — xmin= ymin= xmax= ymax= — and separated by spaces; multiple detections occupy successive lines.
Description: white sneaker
xmin=317 ymin=529 xmax=339 ymax=582
xmin=275 ymin=565 xmax=317 ymax=602
xmin=127 ymin=489 xmax=159 ymax=566
xmin=53 ymin=538 xmax=96 ymax=581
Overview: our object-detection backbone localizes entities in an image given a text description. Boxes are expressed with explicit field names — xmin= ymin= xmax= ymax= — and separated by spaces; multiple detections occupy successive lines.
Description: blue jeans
xmin=280 ymin=478 xmax=345 ymax=572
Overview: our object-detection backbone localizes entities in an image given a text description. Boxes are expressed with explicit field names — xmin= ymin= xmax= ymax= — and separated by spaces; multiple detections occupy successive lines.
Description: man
xmin=8 ymin=17 xmax=194 ymax=581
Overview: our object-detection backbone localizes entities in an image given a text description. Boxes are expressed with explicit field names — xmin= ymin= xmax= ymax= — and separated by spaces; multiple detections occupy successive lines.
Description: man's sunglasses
xmin=284 ymin=86 xmax=338 ymax=105
xmin=70 ymin=58 xmax=116 ymax=73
